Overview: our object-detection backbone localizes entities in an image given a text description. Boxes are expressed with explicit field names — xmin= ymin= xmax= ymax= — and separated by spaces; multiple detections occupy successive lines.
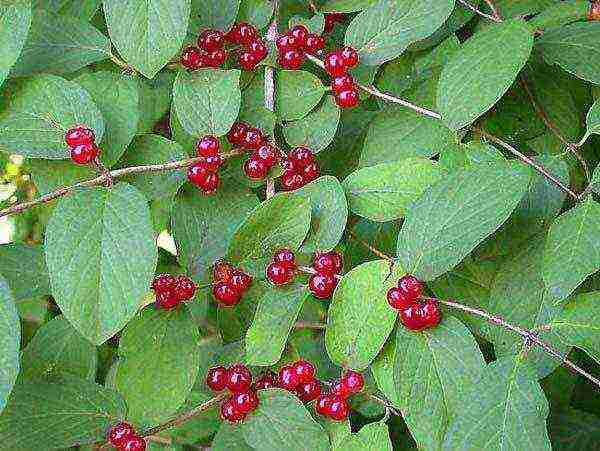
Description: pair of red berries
xmin=324 ymin=12 xmax=345 ymax=33
xmin=244 ymin=142 xmax=280 ymax=180
xmin=151 ymin=274 xmax=196 ymax=309
xmin=266 ymin=249 xmax=297 ymax=286
xmin=276 ymin=359 xmax=322 ymax=403
xmin=324 ymin=48 xmax=360 ymax=109
xmin=212 ymin=262 xmax=253 ymax=307
xmin=386 ymin=275 xmax=441 ymax=331
xmin=227 ymin=121 xmax=266 ymax=151
xmin=315 ymin=370 xmax=364 ymax=421
xmin=206 ymin=364 xmax=259 ymax=423
xmin=281 ymin=147 xmax=320 ymax=191
xmin=226 ymin=22 xmax=269 ymax=71
xmin=276 ymin=24 xmax=325 ymax=70
xmin=107 ymin=422 xmax=146 ymax=451
xmin=64 ymin=125 xmax=100 ymax=165
xmin=187 ymin=135 xmax=223 ymax=194
xmin=308 ymin=251 xmax=343 ymax=299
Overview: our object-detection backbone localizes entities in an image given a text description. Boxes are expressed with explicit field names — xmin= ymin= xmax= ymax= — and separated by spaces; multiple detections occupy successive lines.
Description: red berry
xmin=315 ymin=394 xmax=332 ymax=416
xmin=238 ymin=51 xmax=259 ymax=71
xmin=273 ymin=249 xmax=296 ymax=266
xmin=340 ymin=46 xmax=359 ymax=67
xmin=152 ymin=274 xmax=176 ymax=292
xmin=213 ymin=262 xmax=233 ymax=283
xmin=281 ymin=171 xmax=305 ymax=191
xmin=289 ymin=147 xmax=314 ymax=166
xmin=248 ymin=39 xmax=268 ymax=60
xmin=227 ymin=121 xmax=249 ymax=146
xmin=341 ymin=370 xmax=364 ymax=394
xmin=205 ymin=49 xmax=227 ymax=67
xmin=266 ymin=262 xmax=295 ymax=286
xmin=278 ymin=49 xmax=304 ymax=69
xmin=221 ymin=398 xmax=246 ymax=422
xmin=230 ymin=270 xmax=252 ymax=292
xmin=107 ymin=422 xmax=135 ymax=448
xmin=400 ymin=301 xmax=442 ymax=331
xmin=196 ymin=135 xmax=220 ymax=156
xmin=213 ymin=281 xmax=241 ymax=307
xmin=65 ymin=125 xmax=95 ymax=147
xmin=242 ymin=127 xmax=264 ymax=150
xmin=198 ymin=29 xmax=225 ymax=51
xmin=313 ymin=252 xmax=342 ymax=275
xmin=324 ymin=13 xmax=345 ymax=33
xmin=199 ymin=154 xmax=223 ymax=172
xmin=255 ymin=372 xmax=277 ymax=390
xmin=308 ymin=273 xmax=337 ymax=299
xmin=188 ymin=162 xmax=208 ymax=185
xmin=206 ymin=366 xmax=229 ymax=391
xmin=256 ymin=144 xmax=279 ymax=166
xmin=70 ymin=143 xmax=97 ymax=165
xmin=331 ymin=74 xmax=354 ymax=95
xmin=387 ymin=287 xmax=412 ymax=310
xmin=293 ymin=359 xmax=316 ymax=384
xmin=174 ymin=275 xmax=196 ymax=301
xmin=296 ymin=379 xmax=321 ymax=402
xmin=334 ymin=87 xmax=360 ymax=109
xmin=227 ymin=364 xmax=253 ymax=393
xmin=228 ymin=22 xmax=257 ymax=45
xmin=181 ymin=45 xmax=204 ymax=70
xmin=232 ymin=390 xmax=259 ymax=413
xmin=155 ymin=290 xmax=180 ymax=309
xmin=327 ymin=395 xmax=349 ymax=421
xmin=421 ymin=299 xmax=442 ymax=328
xmin=397 ymin=275 xmax=424 ymax=301
xmin=122 ymin=436 xmax=146 ymax=451
xmin=304 ymin=34 xmax=325 ymax=54
xmin=278 ymin=364 xmax=300 ymax=390
xmin=302 ymin=162 xmax=320 ymax=181
xmin=324 ymin=51 xmax=347 ymax=76
xmin=589 ymin=2 xmax=600 ymax=21
xmin=244 ymin=157 xmax=268 ymax=179
xmin=289 ymin=25 xmax=309 ymax=47
xmin=331 ymin=380 xmax=350 ymax=398
xmin=276 ymin=33 xmax=298 ymax=52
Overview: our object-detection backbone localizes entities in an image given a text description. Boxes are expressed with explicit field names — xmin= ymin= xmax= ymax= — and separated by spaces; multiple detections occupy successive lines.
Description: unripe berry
xmin=107 ymin=422 xmax=135 ymax=448
xmin=206 ymin=366 xmax=229 ymax=391
xmin=227 ymin=364 xmax=253 ymax=393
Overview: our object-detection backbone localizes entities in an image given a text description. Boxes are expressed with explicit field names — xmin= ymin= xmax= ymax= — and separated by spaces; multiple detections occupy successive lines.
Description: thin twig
xmin=347 ymin=230 xmax=393 ymax=261
xmin=457 ymin=0 xmax=502 ymax=22
xmin=264 ymin=0 xmax=279 ymax=199
xmin=294 ymin=321 xmax=327 ymax=330
xmin=483 ymin=0 xmax=502 ymax=20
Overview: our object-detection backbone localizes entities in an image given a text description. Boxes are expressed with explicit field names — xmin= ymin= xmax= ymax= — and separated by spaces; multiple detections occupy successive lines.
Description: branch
xmin=264 ymin=0 xmax=279 ymax=199
xmin=294 ymin=321 xmax=327 ymax=330
xmin=483 ymin=0 xmax=503 ymax=21
xmin=457 ymin=0 xmax=502 ymax=22
xmin=347 ymin=229 xmax=393 ymax=261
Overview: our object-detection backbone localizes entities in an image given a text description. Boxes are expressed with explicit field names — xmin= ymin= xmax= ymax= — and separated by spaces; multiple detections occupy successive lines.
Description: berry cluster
xmin=107 ymin=422 xmax=146 ymax=451
xmin=266 ymin=249 xmax=297 ymax=286
xmin=206 ymin=364 xmax=259 ymax=423
xmin=64 ymin=125 xmax=100 ymax=165
xmin=244 ymin=142 xmax=280 ymax=179
xmin=589 ymin=1 xmax=600 ymax=21
xmin=275 ymin=359 xmax=322 ymax=403
xmin=308 ymin=251 xmax=343 ymax=299
xmin=324 ymin=47 xmax=360 ymax=109
xmin=386 ymin=275 xmax=441 ymax=331
xmin=181 ymin=22 xmax=268 ymax=71
xmin=276 ymin=24 xmax=325 ymax=70
xmin=281 ymin=147 xmax=320 ymax=191
xmin=315 ymin=370 xmax=364 ymax=421
xmin=227 ymin=121 xmax=266 ymax=150
xmin=324 ymin=13 xmax=346 ymax=33
xmin=151 ymin=274 xmax=196 ymax=309
xmin=187 ymin=135 xmax=223 ymax=194
xmin=212 ymin=262 xmax=253 ymax=307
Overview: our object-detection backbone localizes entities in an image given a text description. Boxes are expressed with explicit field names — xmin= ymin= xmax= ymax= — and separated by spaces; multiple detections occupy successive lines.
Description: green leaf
xmin=242 ymin=389 xmax=329 ymax=451
xmin=443 ymin=357 xmax=551 ymax=451
xmin=245 ymin=282 xmax=308 ymax=366
xmin=529 ymin=1 xmax=590 ymax=31
xmin=289 ymin=13 xmax=325 ymax=35
xmin=543 ymin=198 xmax=600 ymax=301
xmin=173 ymin=69 xmax=241 ymax=137
xmin=325 ymin=259 xmax=402 ymax=370
xmin=0 ymin=377 xmax=126 ymax=450
xmin=190 ymin=0 xmax=240 ymax=31
xmin=550 ymin=408 xmax=600 ymax=451
xmin=295 ymin=176 xmax=348 ymax=253
xmin=0 ymin=0 xmax=31 ymax=87
xmin=538 ymin=22 xmax=600 ymax=85
xmin=283 ymin=96 xmax=340 ymax=152
xmin=394 ymin=316 xmax=485 ymax=450
xmin=584 ymin=98 xmax=600 ymax=138
xmin=0 ymin=277 xmax=19 ymax=414
xmin=320 ymin=0 xmax=377 ymax=13
xmin=75 ymin=71 xmax=139 ymax=167
xmin=10 ymin=9 xmax=109 ymax=76
xmin=213 ymin=422 xmax=253 ymax=451
xmin=343 ymin=158 xmax=444 ymax=222
xmin=0 ymin=75 xmax=104 ymax=159
xmin=45 ymin=183 xmax=157 ymax=345
xmin=335 ymin=421 xmax=392 ymax=451
xmin=344 ymin=0 xmax=454 ymax=66
xmin=437 ymin=19 xmax=534 ymax=130
xmin=370 ymin=337 xmax=401 ymax=408
xmin=397 ymin=161 xmax=531 ymax=281
xmin=0 ymin=244 xmax=49 ymax=301
xmin=237 ymin=0 xmax=274 ymax=29
xmin=360 ymin=108 xmax=456 ymax=166
xmin=115 ymin=306 xmax=200 ymax=425
xmin=121 ymin=135 xmax=187 ymax=201
xmin=226 ymin=192 xmax=312 ymax=274
xmin=32 ymin=0 xmax=101 ymax=20
xmin=592 ymin=165 xmax=600 ymax=195
xmin=275 ymin=70 xmax=326 ymax=121
xmin=172 ymin=185 xmax=260 ymax=280
xmin=20 ymin=316 xmax=97 ymax=381
xmin=138 ymin=72 xmax=176 ymax=133
xmin=551 ymin=291 xmax=600 ymax=364
xmin=218 ymin=283 xmax=263 ymax=343
xmin=103 ymin=0 xmax=191 ymax=78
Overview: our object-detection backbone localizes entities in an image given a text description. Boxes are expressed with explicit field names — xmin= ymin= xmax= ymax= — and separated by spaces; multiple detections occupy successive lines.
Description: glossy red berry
xmin=206 ymin=366 xmax=229 ymax=391
xmin=421 ymin=299 xmax=442 ymax=328
xmin=227 ymin=364 xmax=253 ymax=393
xmin=230 ymin=270 xmax=253 ymax=292
xmin=122 ymin=436 xmax=146 ymax=451
xmin=152 ymin=274 xmax=176 ymax=292
xmin=293 ymin=359 xmax=316 ymax=384
xmin=313 ymin=251 xmax=342 ymax=275
xmin=296 ymin=379 xmax=321 ymax=402
xmin=244 ymin=157 xmax=268 ymax=179
xmin=397 ymin=275 xmax=424 ymax=301
xmin=221 ymin=398 xmax=246 ymax=422
xmin=331 ymin=380 xmax=350 ymax=398
xmin=278 ymin=49 xmax=304 ymax=70
xmin=257 ymin=144 xmax=279 ymax=166
xmin=304 ymin=34 xmax=325 ymax=54
xmin=107 ymin=422 xmax=135 ymax=448
xmin=289 ymin=25 xmax=309 ymax=47
xmin=340 ymin=46 xmax=359 ymax=67
xmin=327 ymin=395 xmax=350 ymax=421
xmin=70 ymin=143 xmax=98 ymax=165
xmin=199 ymin=154 xmax=223 ymax=172
xmin=309 ymin=273 xmax=337 ymax=299
xmin=315 ymin=394 xmax=332 ymax=415
xmin=65 ymin=125 xmax=95 ymax=147
xmin=238 ymin=51 xmax=259 ymax=71
xmin=278 ymin=364 xmax=300 ymax=390
xmin=281 ymin=171 xmax=305 ymax=191
xmin=198 ymin=29 xmax=225 ymax=51
xmin=387 ymin=287 xmax=412 ymax=310
xmin=273 ymin=248 xmax=296 ymax=266
xmin=324 ymin=51 xmax=347 ymax=76
xmin=213 ymin=281 xmax=242 ymax=307
xmin=242 ymin=127 xmax=264 ymax=150
xmin=249 ymin=40 xmax=268 ymax=60
xmin=334 ymin=87 xmax=360 ymax=109
xmin=155 ymin=290 xmax=180 ymax=309
xmin=341 ymin=370 xmax=364 ymax=394
xmin=276 ymin=33 xmax=298 ymax=52
xmin=205 ymin=49 xmax=227 ymax=67
xmin=589 ymin=2 xmax=600 ymax=21
xmin=290 ymin=147 xmax=314 ymax=166
xmin=196 ymin=135 xmax=220 ymax=156
xmin=266 ymin=262 xmax=295 ymax=285
xmin=255 ymin=372 xmax=277 ymax=390
xmin=227 ymin=121 xmax=249 ymax=146
xmin=174 ymin=275 xmax=196 ymax=300
xmin=213 ymin=262 xmax=233 ymax=283
xmin=232 ymin=390 xmax=259 ymax=414
xmin=302 ymin=162 xmax=320 ymax=181
xmin=181 ymin=46 xmax=204 ymax=70
xmin=400 ymin=301 xmax=442 ymax=331
xmin=331 ymin=74 xmax=354 ymax=95
xmin=228 ymin=22 xmax=257 ymax=45
xmin=188 ymin=164 xmax=220 ymax=194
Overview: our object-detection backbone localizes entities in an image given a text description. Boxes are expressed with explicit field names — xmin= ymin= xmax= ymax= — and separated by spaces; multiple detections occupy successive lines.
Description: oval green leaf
xmin=283 ymin=95 xmax=340 ymax=152
xmin=0 ymin=0 xmax=31 ymax=87
xmin=0 ymin=277 xmax=19 ymax=414
xmin=275 ymin=70 xmax=326 ymax=121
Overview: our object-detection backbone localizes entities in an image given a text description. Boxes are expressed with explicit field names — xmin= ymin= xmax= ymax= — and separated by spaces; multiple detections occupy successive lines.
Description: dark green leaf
xmin=550 ymin=408 xmax=600 ymax=451
xmin=529 ymin=1 xmax=589 ymax=31
xmin=283 ymin=96 xmax=340 ymax=152
xmin=0 ymin=244 xmax=49 ymax=301
xmin=213 ymin=422 xmax=253 ymax=451
xmin=320 ymin=0 xmax=377 ymax=13
xmin=0 ymin=0 xmax=31 ymax=87
xmin=138 ymin=72 xmax=175 ymax=133
xmin=32 ymin=0 xmax=101 ymax=20
xmin=237 ymin=0 xmax=273 ymax=29
xmin=0 ymin=277 xmax=19 ymax=414
xmin=275 ymin=70 xmax=326 ymax=121
xmin=335 ymin=421 xmax=392 ymax=451
xmin=191 ymin=0 xmax=240 ymax=31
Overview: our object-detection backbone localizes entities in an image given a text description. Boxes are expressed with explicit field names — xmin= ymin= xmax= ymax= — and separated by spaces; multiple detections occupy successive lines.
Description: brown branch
xmin=293 ymin=321 xmax=327 ymax=330
xmin=264 ymin=0 xmax=279 ymax=199
xmin=483 ymin=0 xmax=502 ymax=21
xmin=347 ymin=230 xmax=393 ymax=261
xmin=457 ymin=0 xmax=502 ymax=22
